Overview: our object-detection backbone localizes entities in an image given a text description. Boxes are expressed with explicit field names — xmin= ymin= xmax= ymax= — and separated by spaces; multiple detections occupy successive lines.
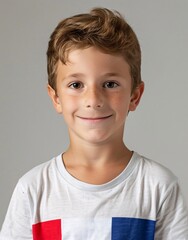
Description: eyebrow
xmin=102 ymin=72 xmax=122 ymax=78
xmin=63 ymin=73 xmax=85 ymax=80
xmin=64 ymin=72 xmax=122 ymax=80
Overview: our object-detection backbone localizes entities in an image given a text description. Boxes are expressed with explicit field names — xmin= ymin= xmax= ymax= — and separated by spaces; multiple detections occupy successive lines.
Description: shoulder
xmin=135 ymin=152 xmax=178 ymax=187
xmin=18 ymin=154 xmax=60 ymax=191
xmin=133 ymin=153 xmax=187 ymax=216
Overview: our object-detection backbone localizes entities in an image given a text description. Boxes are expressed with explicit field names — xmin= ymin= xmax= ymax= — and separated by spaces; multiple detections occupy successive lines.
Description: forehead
xmin=57 ymin=47 xmax=131 ymax=78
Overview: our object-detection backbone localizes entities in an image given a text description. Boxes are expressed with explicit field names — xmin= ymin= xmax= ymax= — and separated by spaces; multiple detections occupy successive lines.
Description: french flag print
xmin=32 ymin=217 xmax=156 ymax=239
xmin=32 ymin=219 xmax=62 ymax=240
xmin=112 ymin=218 xmax=156 ymax=239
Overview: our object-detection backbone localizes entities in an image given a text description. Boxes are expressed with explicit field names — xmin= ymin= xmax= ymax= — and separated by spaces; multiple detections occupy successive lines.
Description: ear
xmin=47 ymin=84 xmax=62 ymax=114
xmin=129 ymin=82 xmax=144 ymax=111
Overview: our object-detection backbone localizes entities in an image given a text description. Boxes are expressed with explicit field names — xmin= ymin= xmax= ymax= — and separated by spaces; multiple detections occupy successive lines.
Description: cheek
xmin=60 ymin=96 xmax=78 ymax=116
xmin=109 ymin=95 xmax=131 ymax=123
xmin=110 ymin=93 xmax=131 ymax=112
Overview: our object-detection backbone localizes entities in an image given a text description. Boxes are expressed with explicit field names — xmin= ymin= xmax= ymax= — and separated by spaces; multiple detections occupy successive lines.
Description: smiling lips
xmin=77 ymin=115 xmax=112 ymax=122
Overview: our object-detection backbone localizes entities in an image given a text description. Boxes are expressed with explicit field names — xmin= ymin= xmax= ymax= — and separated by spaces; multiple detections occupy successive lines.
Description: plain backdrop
xmin=0 ymin=0 xmax=188 ymax=228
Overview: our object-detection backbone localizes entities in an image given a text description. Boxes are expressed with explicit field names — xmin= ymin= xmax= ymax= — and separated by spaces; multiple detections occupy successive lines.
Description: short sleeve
xmin=0 ymin=180 xmax=32 ymax=240
xmin=155 ymin=181 xmax=188 ymax=239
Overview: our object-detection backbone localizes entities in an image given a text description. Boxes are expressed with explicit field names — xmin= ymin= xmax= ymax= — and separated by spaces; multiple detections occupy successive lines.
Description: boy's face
xmin=48 ymin=47 xmax=144 ymax=145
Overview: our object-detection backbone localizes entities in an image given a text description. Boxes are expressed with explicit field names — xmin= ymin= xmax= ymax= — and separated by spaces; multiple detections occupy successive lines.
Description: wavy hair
xmin=47 ymin=8 xmax=142 ymax=92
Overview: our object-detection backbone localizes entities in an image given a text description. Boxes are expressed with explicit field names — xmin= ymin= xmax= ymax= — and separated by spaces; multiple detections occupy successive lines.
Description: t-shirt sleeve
xmin=155 ymin=181 xmax=188 ymax=240
xmin=0 ymin=180 xmax=32 ymax=240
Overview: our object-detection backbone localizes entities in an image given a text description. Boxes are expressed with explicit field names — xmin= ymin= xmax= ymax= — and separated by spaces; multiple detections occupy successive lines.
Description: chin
xmin=70 ymin=127 xmax=122 ymax=145
xmin=81 ymin=132 xmax=115 ymax=145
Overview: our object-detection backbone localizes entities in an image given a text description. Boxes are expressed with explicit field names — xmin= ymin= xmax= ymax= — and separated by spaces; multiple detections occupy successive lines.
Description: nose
xmin=84 ymin=86 xmax=104 ymax=109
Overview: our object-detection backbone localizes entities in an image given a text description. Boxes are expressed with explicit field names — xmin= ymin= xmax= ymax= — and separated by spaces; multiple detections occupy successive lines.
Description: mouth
xmin=77 ymin=115 xmax=112 ymax=122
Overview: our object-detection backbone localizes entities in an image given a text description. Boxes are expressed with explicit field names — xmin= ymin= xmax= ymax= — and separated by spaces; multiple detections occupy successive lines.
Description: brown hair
xmin=47 ymin=7 xmax=142 ymax=92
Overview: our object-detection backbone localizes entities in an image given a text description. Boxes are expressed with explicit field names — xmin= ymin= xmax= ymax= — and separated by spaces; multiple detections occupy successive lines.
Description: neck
xmin=63 ymin=134 xmax=132 ymax=168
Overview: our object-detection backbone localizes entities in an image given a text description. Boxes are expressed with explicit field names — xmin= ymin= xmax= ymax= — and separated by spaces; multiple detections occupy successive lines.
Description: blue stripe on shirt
xmin=112 ymin=217 xmax=156 ymax=240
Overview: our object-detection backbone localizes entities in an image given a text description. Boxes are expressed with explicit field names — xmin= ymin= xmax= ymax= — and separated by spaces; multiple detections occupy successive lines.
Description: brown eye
xmin=69 ymin=82 xmax=83 ymax=89
xmin=104 ymin=81 xmax=119 ymax=88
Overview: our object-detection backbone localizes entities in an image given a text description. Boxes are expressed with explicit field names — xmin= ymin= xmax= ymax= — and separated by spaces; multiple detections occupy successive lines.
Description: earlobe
xmin=129 ymin=82 xmax=144 ymax=111
xmin=47 ymin=84 xmax=62 ymax=114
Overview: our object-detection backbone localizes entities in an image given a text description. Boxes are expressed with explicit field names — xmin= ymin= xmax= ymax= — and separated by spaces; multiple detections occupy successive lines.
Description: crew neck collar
xmin=56 ymin=151 xmax=140 ymax=192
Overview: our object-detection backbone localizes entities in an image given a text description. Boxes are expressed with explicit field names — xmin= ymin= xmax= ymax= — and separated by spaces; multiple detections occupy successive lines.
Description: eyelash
xmin=103 ymin=81 xmax=119 ymax=88
xmin=68 ymin=81 xmax=119 ymax=89
xmin=68 ymin=82 xmax=83 ymax=89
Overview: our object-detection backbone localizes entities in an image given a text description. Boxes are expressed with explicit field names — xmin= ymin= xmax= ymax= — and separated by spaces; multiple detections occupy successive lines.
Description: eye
xmin=69 ymin=82 xmax=83 ymax=89
xmin=103 ymin=81 xmax=119 ymax=88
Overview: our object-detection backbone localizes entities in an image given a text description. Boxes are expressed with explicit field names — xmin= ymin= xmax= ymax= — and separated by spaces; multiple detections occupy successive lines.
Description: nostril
xmin=86 ymin=104 xmax=102 ymax=108
xmin=86 ymin=104 xmax=103 ymax=108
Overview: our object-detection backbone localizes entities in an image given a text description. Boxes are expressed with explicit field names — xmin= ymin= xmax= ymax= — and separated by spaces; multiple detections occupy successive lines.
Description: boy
xmin=1 ymin=7 xmax=188 ymax=240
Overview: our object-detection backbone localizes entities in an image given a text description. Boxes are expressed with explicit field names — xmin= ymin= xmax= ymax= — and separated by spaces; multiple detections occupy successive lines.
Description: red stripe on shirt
xmin=32 ymin=219 xmax=62 ymax=240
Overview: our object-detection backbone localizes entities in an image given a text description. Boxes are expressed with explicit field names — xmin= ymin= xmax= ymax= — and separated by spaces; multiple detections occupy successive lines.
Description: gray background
xmin=0 ymin=0 xmax=188 ymax=227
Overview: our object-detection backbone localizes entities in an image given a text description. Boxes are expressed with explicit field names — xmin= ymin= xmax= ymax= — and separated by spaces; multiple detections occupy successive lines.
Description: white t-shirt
xmin=0 ymin=152 xmax=188 ymax=239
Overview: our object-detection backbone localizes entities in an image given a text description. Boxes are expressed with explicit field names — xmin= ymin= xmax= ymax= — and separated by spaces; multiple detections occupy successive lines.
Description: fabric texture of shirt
xmin=0 ymin=152 xmax=188 ymax=239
